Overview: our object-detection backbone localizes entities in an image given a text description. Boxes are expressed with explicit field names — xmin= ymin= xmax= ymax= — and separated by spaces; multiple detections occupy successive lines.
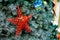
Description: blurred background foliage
xmin=0 ymin=0 xmax=57 ymax=40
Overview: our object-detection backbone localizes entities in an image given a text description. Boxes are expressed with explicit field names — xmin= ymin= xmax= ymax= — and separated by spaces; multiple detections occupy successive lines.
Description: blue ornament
xmin=33 ymin=0 xmax=42 ymax=12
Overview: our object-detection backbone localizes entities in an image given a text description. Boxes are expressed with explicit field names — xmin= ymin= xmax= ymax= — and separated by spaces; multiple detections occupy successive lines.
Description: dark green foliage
xmin=0 ymin=0 xmax=57 ymax=40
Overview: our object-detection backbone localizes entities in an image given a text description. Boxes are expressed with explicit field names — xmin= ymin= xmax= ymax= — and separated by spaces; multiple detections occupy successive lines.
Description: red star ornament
xmin=57 ymin=34 xmax=60 ymax=39
xmin=7 ymin=5 xmax=32 ymax=36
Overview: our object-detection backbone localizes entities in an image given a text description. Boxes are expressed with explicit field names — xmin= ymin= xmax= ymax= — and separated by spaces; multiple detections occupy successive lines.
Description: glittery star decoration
xmin=7 ymin=5 xmax=31 ymax=36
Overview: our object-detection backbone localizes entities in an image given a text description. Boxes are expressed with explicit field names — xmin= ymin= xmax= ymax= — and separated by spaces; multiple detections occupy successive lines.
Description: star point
xmin=7 ymin=5 xmax=31 ymax=36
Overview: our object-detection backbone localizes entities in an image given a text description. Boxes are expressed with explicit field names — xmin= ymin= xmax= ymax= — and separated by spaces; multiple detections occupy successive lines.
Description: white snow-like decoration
xmin=56 ymin=28 xmax=60 ymax=32
xmin=43 ymin=1 xmax=47 ymax=5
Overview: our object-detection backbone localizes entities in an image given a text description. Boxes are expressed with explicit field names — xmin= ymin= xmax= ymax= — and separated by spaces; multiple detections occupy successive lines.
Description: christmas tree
xmin=0 ymin=0 xmax=57 ymax=40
